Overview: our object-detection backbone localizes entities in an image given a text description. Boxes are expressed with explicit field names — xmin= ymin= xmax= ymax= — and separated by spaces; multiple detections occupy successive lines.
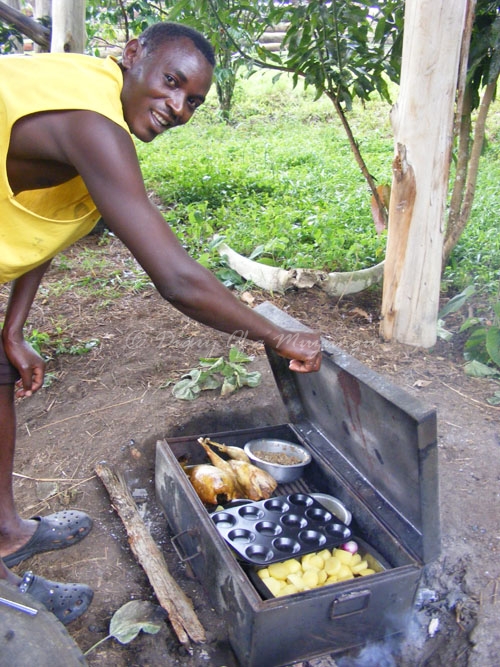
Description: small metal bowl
xmin=244 ymin=439 xmax=311 ymax=483
xmin=309 ymin=493 xmax=352 ymax=526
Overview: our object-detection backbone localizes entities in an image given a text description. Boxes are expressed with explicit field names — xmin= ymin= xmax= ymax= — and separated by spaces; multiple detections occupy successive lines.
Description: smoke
xmin=336 ymin=643 xmax=397 ymax=667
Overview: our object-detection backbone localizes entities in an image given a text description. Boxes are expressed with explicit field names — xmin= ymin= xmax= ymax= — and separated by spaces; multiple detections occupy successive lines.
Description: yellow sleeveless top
xmin=0 ymin=53 xmax=132 ymax=283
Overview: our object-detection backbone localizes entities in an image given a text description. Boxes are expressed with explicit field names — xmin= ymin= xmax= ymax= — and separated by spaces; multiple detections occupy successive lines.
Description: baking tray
xmin=210 ymin=493 xmax=352 ymax=564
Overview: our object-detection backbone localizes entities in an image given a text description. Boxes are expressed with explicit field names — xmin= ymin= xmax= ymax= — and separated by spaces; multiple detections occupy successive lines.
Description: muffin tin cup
xmin=211 ymin=493 xmax=352 ymax=565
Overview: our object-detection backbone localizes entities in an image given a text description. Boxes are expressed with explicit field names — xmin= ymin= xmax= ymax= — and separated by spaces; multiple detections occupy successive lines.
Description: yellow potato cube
xmin=263 ymin=577 xmax=282 ymax=596
xmin=302 ymin=569 xmax=319 ymax=588
xmin=333 ymin=548 xmax=354 ymax=565
xmin=337 ymin=570 xmax=355 ymax=581
xmin=302 ymin=562 xmax=320 ymax=572
xmin=338 ymin=564 xmax=353 ymax=579
xmin=324 ymin=556 xmax=341 ymax=575
xmin=325 ymin=575 xmax=339 ymax=585
xmin=257 ymin=568 xmax=269 ymax=580
xmin=350 ymin=553 xmax=362 ymax=566
xmin=317 ymin=549 xmax=332 ymax=561
xmin=277 ymin=584 xmax=300 ymax=597
xmin=301 ymin=553 xmax=315 ymax=568
xmin=317 ymin=569 xmax=328 ymax=584
xmin=358 ymin=568 xmax=376 ymax=576
xmin=351 ymin=560 xmax=369 ymax=574
xmin=287 ymin=573 xmax=306 ymax=591
xmin=283 ymin=558 xmax=302 ymax=574
xmin=308 ymin=555 xmax=325 ymax=570
xmin=268 ymin=562 xmax=290 ymax=581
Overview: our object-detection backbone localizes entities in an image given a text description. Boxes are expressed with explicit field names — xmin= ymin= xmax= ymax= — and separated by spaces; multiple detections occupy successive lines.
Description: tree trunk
xmin=443 ymin=78 xmax=498 ymax=266
xmin=34 ymin=0 xmax=51 ymax=52
xmin=50 ymin=0 xmax=85 ymax=53
xmin=380 ymin=0 xmax=468 ymax=347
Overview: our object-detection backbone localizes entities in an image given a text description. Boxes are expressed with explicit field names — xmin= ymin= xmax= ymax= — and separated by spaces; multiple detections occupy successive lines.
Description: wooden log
xmin=95 ymin=463 xmax=206 ymax=645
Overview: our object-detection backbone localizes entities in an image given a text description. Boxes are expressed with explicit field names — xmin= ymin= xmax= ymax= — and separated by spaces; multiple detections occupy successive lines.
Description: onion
xmin=341 ymin=540 xmax=358 ymax=554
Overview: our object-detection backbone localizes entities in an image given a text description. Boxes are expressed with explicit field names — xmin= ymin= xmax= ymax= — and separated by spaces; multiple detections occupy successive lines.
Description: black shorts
xmin=0 ymin=334 xmax=20 ymax=385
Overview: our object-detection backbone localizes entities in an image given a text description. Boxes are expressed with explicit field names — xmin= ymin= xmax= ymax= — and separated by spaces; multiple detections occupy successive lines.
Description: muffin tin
xmin=210 ymin=493 xmax=352 ymax=565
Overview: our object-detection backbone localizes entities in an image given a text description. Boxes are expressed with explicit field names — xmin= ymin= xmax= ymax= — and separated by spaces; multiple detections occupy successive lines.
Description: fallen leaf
xmin=348 ymin=308 xmax=372 ymax=322
xmin=109 ymin=600 xmax=167 ymax=644
xmin=240 ymin=291 xmax=255 ymax=305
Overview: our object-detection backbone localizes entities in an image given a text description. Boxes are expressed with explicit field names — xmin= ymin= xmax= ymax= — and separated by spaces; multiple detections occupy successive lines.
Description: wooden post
xmin=34 ymin=0 xmax=52 ymax=52
xmin=50 ymin=0 xmax=85 ymax=53
xmin=380 ymin=0 xmax=468 ymax=347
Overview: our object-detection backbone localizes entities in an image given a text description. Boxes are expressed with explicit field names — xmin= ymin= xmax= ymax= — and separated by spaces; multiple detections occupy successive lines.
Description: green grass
xmin=137 ymin=71 xmax=500 ymax=292
xmin=50 ymin=245 xmax=152 ymax=299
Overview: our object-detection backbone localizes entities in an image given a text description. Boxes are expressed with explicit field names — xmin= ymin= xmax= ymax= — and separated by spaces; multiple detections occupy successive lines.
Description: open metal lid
xmin=255 ymin=301 xmax=440 ymax=564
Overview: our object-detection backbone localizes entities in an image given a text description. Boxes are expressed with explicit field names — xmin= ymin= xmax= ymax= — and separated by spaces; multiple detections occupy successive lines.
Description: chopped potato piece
xmin=308 ymin=555 xmax=325 ymax=570
xmin=283 ymin=558 xmax=302 ymax=574
xmin=268 ymin=562 xmax=290 ymax=581
xmin=262 ymin=577 xmax=282 ymax=596
xmin=317 ymin=569 xmax=328 ymax=584
xmin=324 ymin=556 xmax=341 ymax=575
xmin=301 ymin=553 xmax=314 ymax=568
xmin=333 ymin=548 xmax=354 ymax=565
xmin=338 ymin=564 xmax=353 ymax=579
xmin=302 ymin=569 xmax=319 ymax=588
xmin=351 ymin=560 xmax=369 ymax=574
xmin=350 ymin=553 xmax=362 ymax=566
xmin=278 ymin=584 xmax=300 ymax=596
xmin=287 ymin=573 xmax=307 ymax=591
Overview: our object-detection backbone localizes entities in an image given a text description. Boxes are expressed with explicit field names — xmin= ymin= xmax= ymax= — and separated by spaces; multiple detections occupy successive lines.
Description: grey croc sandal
xmin=3 ymin=510 xmax=93 ymax=568
xmin=18 ymin=571 xmax=93 ymax=625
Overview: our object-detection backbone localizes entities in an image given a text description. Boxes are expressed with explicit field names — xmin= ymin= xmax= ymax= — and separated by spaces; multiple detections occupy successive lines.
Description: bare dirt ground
xmin=3 ymin=233 xmax=499 ymax=666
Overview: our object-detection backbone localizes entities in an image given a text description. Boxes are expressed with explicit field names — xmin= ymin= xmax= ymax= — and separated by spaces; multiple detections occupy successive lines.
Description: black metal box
xmin=155 ymin=303 xmax=440 ymax=667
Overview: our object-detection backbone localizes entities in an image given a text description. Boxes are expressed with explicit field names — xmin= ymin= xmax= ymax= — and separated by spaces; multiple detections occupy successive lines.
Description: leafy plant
xmin=462 ymin=301 xmax=500 ymax=369
xmin=26 ymin=327 xmax=100 ymax=359
xmin=171 ymin=346 xmax=262 ymax=400
xmin=437 ymin=286 xmax=500 ymax=402
xmin=84 ymin=600 xmax=166 ymax=655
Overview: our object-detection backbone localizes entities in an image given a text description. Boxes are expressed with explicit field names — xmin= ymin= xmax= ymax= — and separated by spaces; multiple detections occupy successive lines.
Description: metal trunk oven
xmin=155 ymin=303 xmax=440 ymax=667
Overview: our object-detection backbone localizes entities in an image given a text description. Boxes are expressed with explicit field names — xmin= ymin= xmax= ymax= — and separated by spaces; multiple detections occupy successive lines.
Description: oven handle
xmin=330 ymin=589 xmax=371 ymax=618
xmin=170 ymin=529 xmax=202 ymax=562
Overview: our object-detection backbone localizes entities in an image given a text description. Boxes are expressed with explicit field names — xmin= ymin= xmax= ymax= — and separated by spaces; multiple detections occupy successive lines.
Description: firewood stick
xmin=95 ymin=462 xmax=206 ymax=645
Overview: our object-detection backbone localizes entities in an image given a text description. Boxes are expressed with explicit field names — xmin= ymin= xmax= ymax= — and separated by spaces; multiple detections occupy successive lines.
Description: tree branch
xmin=0 ymin=0 xmax=50 ymax=48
